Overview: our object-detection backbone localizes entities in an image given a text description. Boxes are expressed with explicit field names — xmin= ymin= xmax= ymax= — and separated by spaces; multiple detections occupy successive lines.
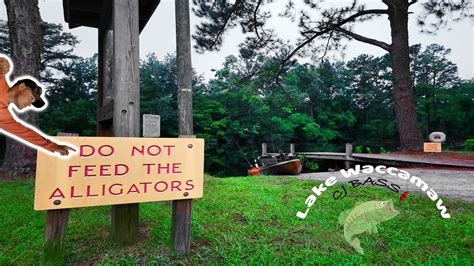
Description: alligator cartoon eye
xmin=382 ymin=202 xmax=386 ymax=205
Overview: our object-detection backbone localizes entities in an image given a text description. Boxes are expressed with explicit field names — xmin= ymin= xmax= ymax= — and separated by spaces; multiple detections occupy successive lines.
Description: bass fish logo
xmin=338 ymin=199 xmax=400 ymax=255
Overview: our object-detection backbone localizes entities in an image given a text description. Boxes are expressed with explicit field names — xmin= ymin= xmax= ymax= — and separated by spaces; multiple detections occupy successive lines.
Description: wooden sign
xmin=424 ymin=142 xmax=442 ymax=153
xmin=34 ymin=137 xmax=204 ymax=210
xmin=143 ymin=114 xmax=160 ymax=137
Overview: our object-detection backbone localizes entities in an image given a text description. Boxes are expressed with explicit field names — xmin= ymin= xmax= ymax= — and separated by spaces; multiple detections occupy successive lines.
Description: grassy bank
xmin=0 ymin=175 xmax=473 ymax=264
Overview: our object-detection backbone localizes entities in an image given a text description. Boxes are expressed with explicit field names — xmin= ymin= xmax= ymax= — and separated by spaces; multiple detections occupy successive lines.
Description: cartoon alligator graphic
xmin=338 ymin=199 xmax=399 ymax=255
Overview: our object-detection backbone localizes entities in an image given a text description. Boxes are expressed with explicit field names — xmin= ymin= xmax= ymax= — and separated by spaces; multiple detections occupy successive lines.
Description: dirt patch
xmin=391 ymin=151 xmax=474 ymax=161
xmin=403 ymin=166 xmax=474 ymax=171
xmin=139 ymin=223 xmax=151 ymax=240
xmin=259 ymin=218 xmax=279 ymax=227
xmin=289 ymin=228 xmax=306 ymax=234
xmin=389 ymin=151 xmax=474 ymax=168
xmin=273 ymin=180 xmax=293 ymax=186
xmin=193 ymin=238 xmax=213 ymax=248
xmin=191 ymin=238 xmax=214 ymax=256
xmin=288 ymin=237 xmax=306 ymax=245
xmin=247 ymin=235 xmax=259 ymax=242
xmin=0 ymin=172 xmax=34 ymax=180
xmin=233 ymin=215 xmax=248 ymax=223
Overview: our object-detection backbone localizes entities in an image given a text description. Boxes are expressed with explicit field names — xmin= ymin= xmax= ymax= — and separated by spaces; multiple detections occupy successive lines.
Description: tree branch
xmin=332 ymin=27 xmax=392 ymax=51
xmin=276 ymin=8 xmax=389 ymax=83
xmin=253 ymin=0 xmax=263 ymax=40
xmin=210 ymin=1 xmax=243 ymax=50
xmin=301 ymin=9 xmax=388 ymax=35
xmin=317 ymin=31 xmax=334 ymax=63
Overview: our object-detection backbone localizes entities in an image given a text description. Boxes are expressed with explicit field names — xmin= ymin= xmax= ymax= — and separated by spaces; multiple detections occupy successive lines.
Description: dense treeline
xmin=42 ymin=47 xmax=474 ymax=176
xmin=190 ymin=46 xmax=473 ymax=176
xmin=0 ymin=23 xmax=472 ymax=176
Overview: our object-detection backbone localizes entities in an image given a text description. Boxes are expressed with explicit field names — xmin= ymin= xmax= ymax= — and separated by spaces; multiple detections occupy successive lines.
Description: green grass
xmin=0 ymin=175 xmax=473 ymax=264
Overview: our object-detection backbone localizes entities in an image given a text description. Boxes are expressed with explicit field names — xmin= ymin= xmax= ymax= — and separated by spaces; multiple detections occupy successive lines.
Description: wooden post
xmin=43 ymin=209 xmax=70 ymax=265
xmin=97 ymin=27 xmax=114 ymax=136
xmin=103 ymin=29 xmax=114 ymax=105
xmin=172 ymin=0 xmax=193 ymax=256
xmin=43 ymin=133 xmax=75 ymax=264
xmin=262 ymin=143 xmax=267 ymax=155
xmin=172 ymin=198 xmax=192 ymax=255
xmin=345 ymin=143 xmax=353 ymax=170
xmin=290 ymin=143 xmax=296 ymax=156
xmin=97 ymin=0 xmax=114 ymax=135
xmin=110 ymin=0 xmax=140 ymax=241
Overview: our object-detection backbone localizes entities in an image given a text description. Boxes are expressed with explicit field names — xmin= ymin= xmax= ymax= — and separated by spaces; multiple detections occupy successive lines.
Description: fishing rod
xmin=230 ymin=136 xmax=254 ymax=168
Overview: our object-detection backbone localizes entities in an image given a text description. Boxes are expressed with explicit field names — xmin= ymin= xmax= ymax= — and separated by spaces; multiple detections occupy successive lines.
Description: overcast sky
xmin=0 ymin=0 xmax=472 ymax=80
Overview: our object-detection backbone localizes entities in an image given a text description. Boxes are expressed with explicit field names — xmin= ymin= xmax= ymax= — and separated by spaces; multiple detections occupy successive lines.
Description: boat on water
xmin=248 ymin=153 xmax=303 ymax=176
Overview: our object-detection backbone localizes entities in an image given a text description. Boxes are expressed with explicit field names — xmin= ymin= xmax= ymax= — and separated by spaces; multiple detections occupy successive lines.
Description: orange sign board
xmin=34 ymin=137 xmax=204 ymax=210
xmin=423 ymin=142 xmax=442 ymax=153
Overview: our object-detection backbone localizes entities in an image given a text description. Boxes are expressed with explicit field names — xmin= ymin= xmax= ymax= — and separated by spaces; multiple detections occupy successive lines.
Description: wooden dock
xmin=263 ymin=143 xmax=474 ymax=169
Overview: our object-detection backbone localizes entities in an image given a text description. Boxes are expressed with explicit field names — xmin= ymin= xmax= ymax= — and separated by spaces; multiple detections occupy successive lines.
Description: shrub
xmin=298 ymin=155 xmax=319 ymax=171
xmin=463 ymin=139 xmax=474 ymax=151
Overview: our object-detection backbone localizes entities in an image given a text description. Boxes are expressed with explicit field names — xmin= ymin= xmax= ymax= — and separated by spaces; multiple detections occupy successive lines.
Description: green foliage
xmin=0 ymin=21 xmax=79 ymax=83
xmin=411 ymin=44 xmax=460 ymax=88
xmin=139 ymin=53 xmax=178 ymax=137
xmin=298 ymin=155 xmax=319 ymax=171
xmin=140 ymin=53 xmax=206 ymax=137
xmin=355 ymin=146 xmax=364 ymax=154
xmin=40 ymin=55 xmax=97 ymax=136
xmin=464 ymin=139 xmax=474 ymax=152
xmin=411 ymin=44 xmax=472 ymax=141
xmin=191 ymin=44 xmax=471 ymax=175
xmin=193 ymin=55 xmax=360 ymax=175
xmin=34 ymin=42 xmax=473 ymax=176
xmin=0 ymin=20 xmax=94 ymax=136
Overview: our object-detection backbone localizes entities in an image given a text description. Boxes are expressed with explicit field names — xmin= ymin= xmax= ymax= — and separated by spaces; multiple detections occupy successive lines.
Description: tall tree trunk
xmin=387 ymin=1 xmax=423 ymax=151
xmin=2 ymin=0 xmax=43 ymax=177
xmin=173 ymin=0 xmax=194 ymax=255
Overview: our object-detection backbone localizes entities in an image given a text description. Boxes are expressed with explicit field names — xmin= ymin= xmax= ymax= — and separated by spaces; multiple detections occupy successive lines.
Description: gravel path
xmin=295 ymin=169 xmax=474 ymax=202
